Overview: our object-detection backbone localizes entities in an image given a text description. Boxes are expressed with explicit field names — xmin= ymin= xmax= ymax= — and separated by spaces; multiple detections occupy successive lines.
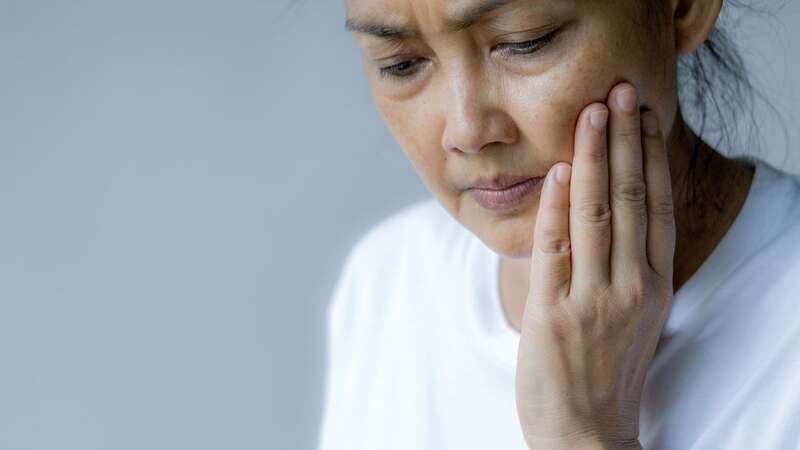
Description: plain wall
xmin=1 ymin=1 xmax=798 ymax=449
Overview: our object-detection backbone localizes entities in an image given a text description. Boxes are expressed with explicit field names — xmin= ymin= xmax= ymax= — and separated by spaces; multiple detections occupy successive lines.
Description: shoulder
xmin=753 ymin=161 xmax=800 ymax=226
xmin=327 ymin=196 xmax=468 ymax=317
xmin=343 ymin=196 xmax=466 ymax=278
xmin=739 ymin=160 xmax=800 ymax=273
xmin=319 ymin=197 xmax=467 ymax=450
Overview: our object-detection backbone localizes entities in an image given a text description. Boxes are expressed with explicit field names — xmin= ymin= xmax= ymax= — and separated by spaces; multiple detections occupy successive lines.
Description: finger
xmin=570 ymin=103 xmax=612 ymax=286
xmin=530 ymin=162 xmax=572 ymax=302
xmin=641 ymin=111 xmax=676 ymax=283
xmin=607 ymin=82 xmax=648 ymax=278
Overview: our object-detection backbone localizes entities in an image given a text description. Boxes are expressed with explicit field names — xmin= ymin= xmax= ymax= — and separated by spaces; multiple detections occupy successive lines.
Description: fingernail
xmin=642 ymin=111 xmax=659 ymax=136
xmin=590 ymin=108 xmax=608 ymax=130
xmin=547 ymin=166 xmax=558 ymax=188
xmin=616 ymin=86 xmax=637 ymax=112
xmin=555 ymin=164 xmax=571 ymax=186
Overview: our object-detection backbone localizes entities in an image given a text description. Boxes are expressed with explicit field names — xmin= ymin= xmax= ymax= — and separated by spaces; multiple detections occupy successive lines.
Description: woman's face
xmin=347 ymin=0 xmax=678 ymax=258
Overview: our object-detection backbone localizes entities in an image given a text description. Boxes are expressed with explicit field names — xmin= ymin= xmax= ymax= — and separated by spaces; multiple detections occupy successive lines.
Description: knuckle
xmin=650 ymin=270 xmax=673 ymax=295
xmin=576 ymin=201 xmax=612 ymax=225
xmin=612 ymin=177 xmax=647 ymax=205
xmin=522 ymin=305 xmax=571 ymax=338
xmin=582 ymin=142 xmax=608 ymax=164
xmin=622 ymin=289 xmax=645 ymax=312
xmin=630 ymin=277 xmax=646 ymax=298
xmin=649 ymin=198 xmax=675 ymax=220
xmin=537 ymin=235 xmax=572 ymax=255
xmin=621 ymin=273 xmax=647 ymax=310
xmin=577 ymin=280 xmax=611 ymax=301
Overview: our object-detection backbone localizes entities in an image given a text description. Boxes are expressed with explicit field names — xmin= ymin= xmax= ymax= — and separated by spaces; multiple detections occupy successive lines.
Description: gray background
xmin=1 ymin=1 xmax=798 ymax=449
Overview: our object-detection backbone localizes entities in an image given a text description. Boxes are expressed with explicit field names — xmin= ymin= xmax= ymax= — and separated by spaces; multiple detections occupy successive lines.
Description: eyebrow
xmin=345 ymin=0 xmax=519 ymax=39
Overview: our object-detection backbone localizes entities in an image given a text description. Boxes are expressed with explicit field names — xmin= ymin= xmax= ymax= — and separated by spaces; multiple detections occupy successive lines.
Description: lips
xmin=470 ymin=176 xmax=544 ymax=211
xmin=469 ymin=174 xmax=537 ymax=190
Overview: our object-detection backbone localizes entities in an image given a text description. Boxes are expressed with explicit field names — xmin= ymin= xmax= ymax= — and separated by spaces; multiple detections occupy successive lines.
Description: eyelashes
xmin=379 ymin=58 xmax=426 ymax=79
xmin=377 ymin=30 xmax=559 ymax=81
xmin=497 ymin=30 xmax=558 ymax=56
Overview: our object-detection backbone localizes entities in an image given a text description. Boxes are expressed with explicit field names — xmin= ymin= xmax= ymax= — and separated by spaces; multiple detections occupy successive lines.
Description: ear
xmin=671 ymin=0 xmax=723 ymax=54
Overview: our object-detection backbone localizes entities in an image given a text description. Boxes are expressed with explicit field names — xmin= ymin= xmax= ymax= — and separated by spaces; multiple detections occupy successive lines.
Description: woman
xmin=319 ymin=0 xmax=800 ymax=449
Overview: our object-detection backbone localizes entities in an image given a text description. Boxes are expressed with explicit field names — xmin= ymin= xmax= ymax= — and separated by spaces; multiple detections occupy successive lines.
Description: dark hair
xmin=659 ymin=0 xmax=791 ymax=182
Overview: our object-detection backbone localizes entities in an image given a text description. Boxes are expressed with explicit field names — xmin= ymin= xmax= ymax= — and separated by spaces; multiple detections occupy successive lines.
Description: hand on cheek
xmin=515 ymin=82 xmax=676 ymax=449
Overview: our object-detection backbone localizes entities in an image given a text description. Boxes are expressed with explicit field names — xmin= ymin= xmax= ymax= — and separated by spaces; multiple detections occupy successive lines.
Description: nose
xmin=440 ymin=64 xmax=518 ymax=154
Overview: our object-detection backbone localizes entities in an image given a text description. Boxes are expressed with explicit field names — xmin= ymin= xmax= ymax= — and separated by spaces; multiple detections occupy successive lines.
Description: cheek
xmin=507 ymin=69 xmax=601 ymax=163
xmin=506 ymin=33 xmax=661 ymax=164
xmin=374 ymin=96 xmax=448 ymax=190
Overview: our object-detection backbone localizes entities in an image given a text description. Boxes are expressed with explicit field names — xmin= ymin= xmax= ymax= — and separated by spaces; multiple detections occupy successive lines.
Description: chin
xmin=444 ymin=195 xmax=539 ymax=258
xmin=488 ymin=239 xmax=534 ymax=259
xmin=472 ymin=216 xmax=536 ymax=259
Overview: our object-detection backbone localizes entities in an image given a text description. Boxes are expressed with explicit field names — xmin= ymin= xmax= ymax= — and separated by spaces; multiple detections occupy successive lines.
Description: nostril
xmin=442 ymin=110 xmax=518 ymax=155
xmin=442 ymin=134 xmax=488 ymax=155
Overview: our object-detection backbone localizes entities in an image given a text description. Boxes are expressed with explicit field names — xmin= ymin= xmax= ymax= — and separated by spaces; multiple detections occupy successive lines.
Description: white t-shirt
xmin=317 ymin=160 xmax=800 ymax=450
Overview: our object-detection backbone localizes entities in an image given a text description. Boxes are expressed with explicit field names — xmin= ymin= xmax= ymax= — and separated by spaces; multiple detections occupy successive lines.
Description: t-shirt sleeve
xmin=315 ymin=201 xmax=428 ymax=449
xmin=316 ymin=239 xmax=368 ymax=450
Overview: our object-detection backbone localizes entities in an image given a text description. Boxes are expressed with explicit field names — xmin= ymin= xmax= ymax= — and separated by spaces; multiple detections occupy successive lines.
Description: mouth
xmin=469 ymin=176 xmax=545 ymax=211
xmin=468 ymin=173 xmax=538 ymax=190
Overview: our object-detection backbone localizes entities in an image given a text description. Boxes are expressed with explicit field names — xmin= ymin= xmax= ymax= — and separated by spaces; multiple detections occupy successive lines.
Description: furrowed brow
xmin=344 ymin=18 xmax=414 ymax=39
xmin=345 ymin=0 xmax=519 ymax=39
xmin=446 ymin=0 xmax=518 ymax=32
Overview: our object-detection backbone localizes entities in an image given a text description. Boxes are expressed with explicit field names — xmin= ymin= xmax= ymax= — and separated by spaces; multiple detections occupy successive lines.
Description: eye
xmin=495 ymin=30 xmax=558 ymax=57
xmin=378 ymin=58 xmax=426 ymax=80
xmin=376 ymin=30 xmax=559 ymax=82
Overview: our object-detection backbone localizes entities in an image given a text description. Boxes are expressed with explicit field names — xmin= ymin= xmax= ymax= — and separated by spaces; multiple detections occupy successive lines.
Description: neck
xmin=499 ymin=108 xmax=756 ymax=332
xmin=663 ymin=108 xmax=755 ymax=293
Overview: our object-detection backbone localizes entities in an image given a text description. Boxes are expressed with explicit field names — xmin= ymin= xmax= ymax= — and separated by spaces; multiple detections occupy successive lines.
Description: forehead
xmin=346 ymin=0 xmax=570 ymax=16
xmin=345 ymin=0 xmax=568 ymax=38
xmin=346 ymin=0 xmax=458 ymax=17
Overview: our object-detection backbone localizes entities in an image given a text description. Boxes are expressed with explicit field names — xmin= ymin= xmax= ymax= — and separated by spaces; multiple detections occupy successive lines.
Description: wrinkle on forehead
xmin=347 ymin=0 xmax=571 ymax=40
xmin=346 ymin=0 xmax=444 ymax=34
xmin=347 ymin=0 xmax=521 ymax=37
